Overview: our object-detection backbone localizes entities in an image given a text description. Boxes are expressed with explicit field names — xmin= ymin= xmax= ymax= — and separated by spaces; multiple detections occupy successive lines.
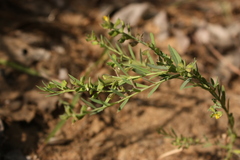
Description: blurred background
xmin=0 ymin=0 xmax=240 ymax=159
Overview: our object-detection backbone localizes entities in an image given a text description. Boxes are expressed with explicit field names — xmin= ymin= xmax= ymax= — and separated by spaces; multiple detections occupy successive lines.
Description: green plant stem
xmin=0 ymin=59 xmax=40 ymax=76
xmin=91 ymin=79 xmax=165 ymax=113
xmin=197 ymin=79 xmax=237 ymax=159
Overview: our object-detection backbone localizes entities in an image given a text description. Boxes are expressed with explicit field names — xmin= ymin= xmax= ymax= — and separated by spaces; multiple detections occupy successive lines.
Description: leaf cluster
xmin=38 ymin=16 xmax=228 ymax=122
xmin=158 ymin=128 xmax=203 ymax=149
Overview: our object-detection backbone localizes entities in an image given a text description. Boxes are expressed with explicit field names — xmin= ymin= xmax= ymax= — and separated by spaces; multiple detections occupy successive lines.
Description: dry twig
xmin=206 ymin=44 xmax=240 ymax=76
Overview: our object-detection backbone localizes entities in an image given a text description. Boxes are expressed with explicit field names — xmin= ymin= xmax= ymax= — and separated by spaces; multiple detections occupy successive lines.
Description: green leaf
xmin=114 ymin=19 xmax=121 ymax=28
xmin=217 ymin=85 xmax=221 ymax=97
xmin=168 ymin=45 xmax=182 ymax=66
xmin=108 ymin=30 xmax=119 ymax=37
xmin=221 ymin=85 xmax=226 ymax=103
xmin=53 ymin=80 xmax=63 ymax=86
xmin=146 ymin=51 xmax=154 ymax=65
xmin=80 ymin=105 xmax=88 ymax=114
xmin=133 ymin=88 xmax=141 ymax=92
xmin=127 ymin=24 xmax=131 ymax=33
xmin=61 ymin=80 xmax=67 ymax=88
xmin=91 ymin=108 xmax=104 ymax=115
xmin=48 ymin=82 xmax=57 ymax=89
xmin=213 ymin=78 xmax=219 ymax=88
xmin=180 ymin=78 xmax=192 ymax=90
xmin=182 ymin=85 xmax=195 ymax=89
xmin=75 ymin=114 xmax=85 ymax=120
xmin=149 ymin=74 xmax=161 ymax=80
xmin=103 ymin=36 xmax=115 ymax=48
xmin=69 ymin=74 xmax=81 ymax=85
xmin=150 ymin=33 xmax=156 ymax=46
xmin=111 ymin=89 xmax=126 ymax=97
xmin=90 ymin=98 xmax=110 ymax=106
xmin=120 ymin=78 xmax=132 ymax=85
xmin=140 ymin=49 xmax=143 ymax=63
xmin=36 ymin=85 xmax=45 ymax=91
xmin=45 ymin=119 xmax=67 ymax=143
xmin=115 ymin=43 xmax=123 ymax=55
xmin=108 ymin=52 xmax=128 ymax=75
xmin=118 ymin=98 xmax=129 ymax=112
xmin=97 ymin=79 xmax=105 ymax=91
xmin=104 ymin=93 xmax=113 ymax=104
xmin=71 ymin=93 xmax=80 ymax=106
xmin=171 ymin=128 xmax=177 ymax=138
xmin=81 ymin=98 xmax=96 ymax=109
xmin=90 ymin=98 xmax=103 ymax=104
xmin=46 ymin=93 xmax=63 ymax=97
xmin=135 ymin=83 xmax=148 ymax=88
xmin=148 ymin=82 xmax=161 ymax=97
xmin=130 ymin=64 xmax=150 ymax=75
xmin=128 ymin=45 xmax=135 ymax=60
xmin=147 ymin=63 xmax=168 ymax=70
xmin=91 ymin=41 xmax=99 ymax=45
xmin=41 ymin=81 xmax=49 ymax=87
xmin=210 ymin=78 xmax=215 ymax=86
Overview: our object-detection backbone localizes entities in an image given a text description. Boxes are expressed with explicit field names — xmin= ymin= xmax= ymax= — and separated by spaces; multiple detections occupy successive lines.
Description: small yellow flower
xmin=103 ymin=16 xmax=109 ymax=22
xmin=213 ymin=113 xmax=220 ymax=119
xmin=212 ymin=112 xmax=222 ymax=119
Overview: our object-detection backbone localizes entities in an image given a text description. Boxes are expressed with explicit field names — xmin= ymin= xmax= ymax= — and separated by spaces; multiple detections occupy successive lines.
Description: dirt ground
xmin=1 ymin=0 xmax=240 ymax=160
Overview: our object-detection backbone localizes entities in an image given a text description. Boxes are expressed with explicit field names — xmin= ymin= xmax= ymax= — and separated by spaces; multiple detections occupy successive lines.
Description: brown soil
xmin=0 ymin=0 xmax=240 ymax=160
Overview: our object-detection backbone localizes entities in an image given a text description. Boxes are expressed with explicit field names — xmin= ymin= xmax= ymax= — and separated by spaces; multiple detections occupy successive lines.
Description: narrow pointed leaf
xmin=45 ymin=119 xmax=67 ymax=143
xmin=130 ymin=64 xmax=149 ymax=75
xmin=69 ymin=74 xmax=81 ymax=84
xmin=150 ymin=33 xmax=156 ymax=46
xmin=148 ymin=82 xmax=161 ymax=97
xmin=182 ymin=85 xmax=195 ymax=89
xmin=111 ymin=89 xmax=126 ymax=97
xmin=171 ymin=128 xmax=177 ymax=138
xmin=104 ymin=93 xmax=113 ymax=104
xmin=121 ymin=78 xmax=132 ymax=85
xmin=135 ymin=83 xmax=148 ymax=88
xmin=90 ymin=98 xmax=110 ymax=106
xmin=221 ymin=85 xmax=226 ymax=103
xmin=46 ymin=93 xmax=62 ymax=97
xmin=91 ymin=108 xmax=104 ymax=115
xmin=104 ymin=37 xmax=115 ymax=48
xmin=149 ymin=74 xmax=161 ymax=80
xmin=140 ymin=49 xmax=143 ymax=63
xmin=210 ymin=78 xmax=215 ymax=87
xmin=36 ymin=86 xmax=45 ymax=91
xmin=146 ymin=51 xmax=154 ymax=65
xmin=108 ymin=52 xmax=128 ymax=75
xmin=128 ymin=45 xmax=135 ymax=60
xmin=52 ymin=80 xmax=62 ymax=87
xmin=71 ymin=93 xmax=80 ymax=106
xmin=90 ymin=98 xmax=104 ymax=105
xmin=115 ymin=43 xmax=123 ymax=54
xmin=180 ymin=78 xmax=192 ymax=90
xmin=147 ymin=63 xmax=168 ymax=70
xmin=118 ymin=98 xmax=129 ymax=112
xmin=81 ymin=98 xmax=96 ymax=109
xmin=168 ymin=45 xmax=182 ymax=66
